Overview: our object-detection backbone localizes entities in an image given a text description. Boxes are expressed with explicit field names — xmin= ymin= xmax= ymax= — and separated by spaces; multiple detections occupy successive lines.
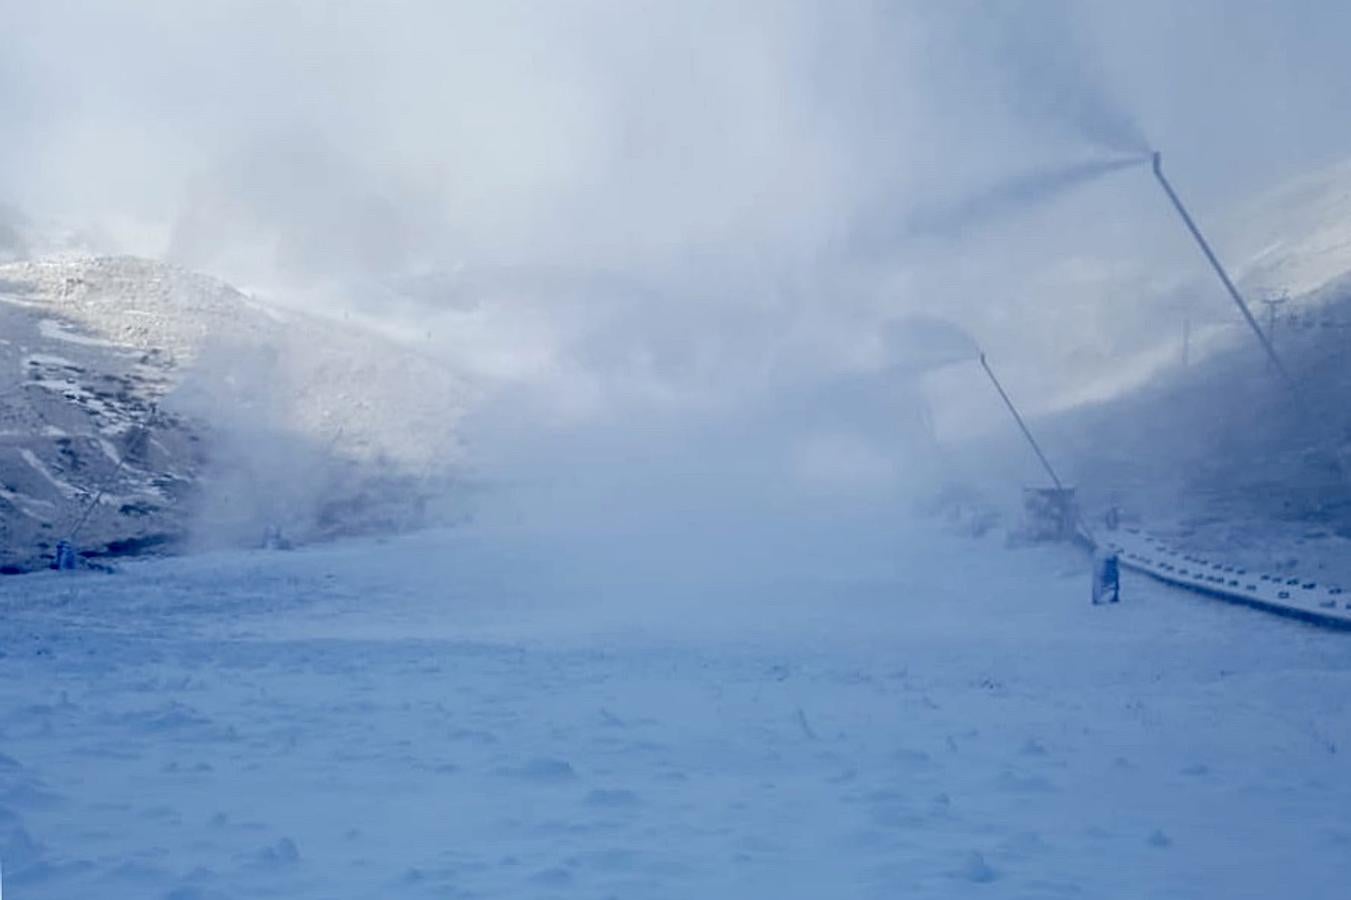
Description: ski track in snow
xmin=0 ymin=526 xmax=1349 ymax=898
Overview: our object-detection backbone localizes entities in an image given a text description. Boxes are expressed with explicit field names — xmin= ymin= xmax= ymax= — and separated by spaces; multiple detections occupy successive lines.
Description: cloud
xmin=3 ymin=0 xmax=1351 ymax=475
xmin=916 ymin=0 xmax=1150 ymax=155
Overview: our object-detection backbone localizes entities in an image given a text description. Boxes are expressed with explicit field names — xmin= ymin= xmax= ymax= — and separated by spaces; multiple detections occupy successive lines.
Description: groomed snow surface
xmin=0 ymin=518 xmax=1349 ymax=898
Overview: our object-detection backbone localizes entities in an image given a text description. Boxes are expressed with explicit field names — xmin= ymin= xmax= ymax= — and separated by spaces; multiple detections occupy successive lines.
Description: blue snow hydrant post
xmin=1092 ymin=549 xmax=1120 ymax=605
xmin=54 ymin=539 xmax=78 ymax=571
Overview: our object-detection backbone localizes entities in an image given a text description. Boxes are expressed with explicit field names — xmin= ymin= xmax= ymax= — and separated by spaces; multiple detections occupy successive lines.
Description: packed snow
xmin=0 ymin=514 xmax=1348 ymax=899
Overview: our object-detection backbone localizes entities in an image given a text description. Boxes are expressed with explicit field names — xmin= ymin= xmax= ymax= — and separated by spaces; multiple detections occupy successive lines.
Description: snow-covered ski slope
xmin=1 ymin=520 xmax=1350 ymax=898
xmin=1104 ymin=527 xmax=1351 ymax=630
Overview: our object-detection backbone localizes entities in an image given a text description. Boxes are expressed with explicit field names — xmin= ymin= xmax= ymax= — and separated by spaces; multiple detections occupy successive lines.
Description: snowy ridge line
xmin=1098 ymin=527 xmax=1351 ymax=630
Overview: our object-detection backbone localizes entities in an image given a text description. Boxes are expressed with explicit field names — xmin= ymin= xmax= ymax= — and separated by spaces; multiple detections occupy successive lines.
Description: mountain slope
xmin=1005 ymin=158 xmax=1351 ymax=582
xmin=0 ymin=256 xmax=469 ymax=571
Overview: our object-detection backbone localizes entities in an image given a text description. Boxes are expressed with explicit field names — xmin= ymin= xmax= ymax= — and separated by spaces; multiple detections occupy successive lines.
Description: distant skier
xmin=1092 ymin=549 xmax=1120 ymax=605
xmin=53 ymin=539 xmax=78 ymax=571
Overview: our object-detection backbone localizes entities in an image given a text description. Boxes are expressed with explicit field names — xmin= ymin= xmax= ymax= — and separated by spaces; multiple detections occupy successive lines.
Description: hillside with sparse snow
xmin=0 ymin=256 xmax=470 ymax=572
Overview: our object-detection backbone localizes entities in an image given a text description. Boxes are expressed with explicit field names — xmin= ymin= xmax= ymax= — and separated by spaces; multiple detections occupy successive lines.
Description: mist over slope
xmin=0 ymin=2 xmax=1349 ymax=577
xmin=3 ymin=146 xmax=1350 ymax=577
xmin=0 ymin=255 xmax=467 ymax=570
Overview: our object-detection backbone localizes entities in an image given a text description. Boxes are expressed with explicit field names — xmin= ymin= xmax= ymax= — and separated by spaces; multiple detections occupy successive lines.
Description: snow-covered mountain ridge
xmin=0 ymin=255 xmax=469 ymax=571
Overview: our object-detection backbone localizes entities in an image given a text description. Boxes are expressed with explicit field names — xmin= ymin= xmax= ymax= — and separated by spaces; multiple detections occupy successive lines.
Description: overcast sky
xmin=4 ymin=1 xmax=1350 ymax=447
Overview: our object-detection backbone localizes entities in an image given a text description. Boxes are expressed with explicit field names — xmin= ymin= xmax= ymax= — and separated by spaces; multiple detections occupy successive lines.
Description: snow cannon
xmin=977 ymin=353 xmax=1088 ymax=546
xmin=978 ymin=353 xmax=1065 ymax=491
xmin=1021 ymin=485 xmax=1080 ymax=544
xmin=1149 ymin=151 xmax=1291 ymax=383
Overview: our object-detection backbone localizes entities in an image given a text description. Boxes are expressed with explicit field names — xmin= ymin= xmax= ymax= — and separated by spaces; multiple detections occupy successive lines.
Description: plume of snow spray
xmin=993 ymin=18 xmax=1151 ymax=156
xmin=925 ymin=0 xmax=1151 ymax=156
xmin=879 ymin=315 xmax=982 ymax=375
xmin=860 ymin=155 xmax=1148 ymax=249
